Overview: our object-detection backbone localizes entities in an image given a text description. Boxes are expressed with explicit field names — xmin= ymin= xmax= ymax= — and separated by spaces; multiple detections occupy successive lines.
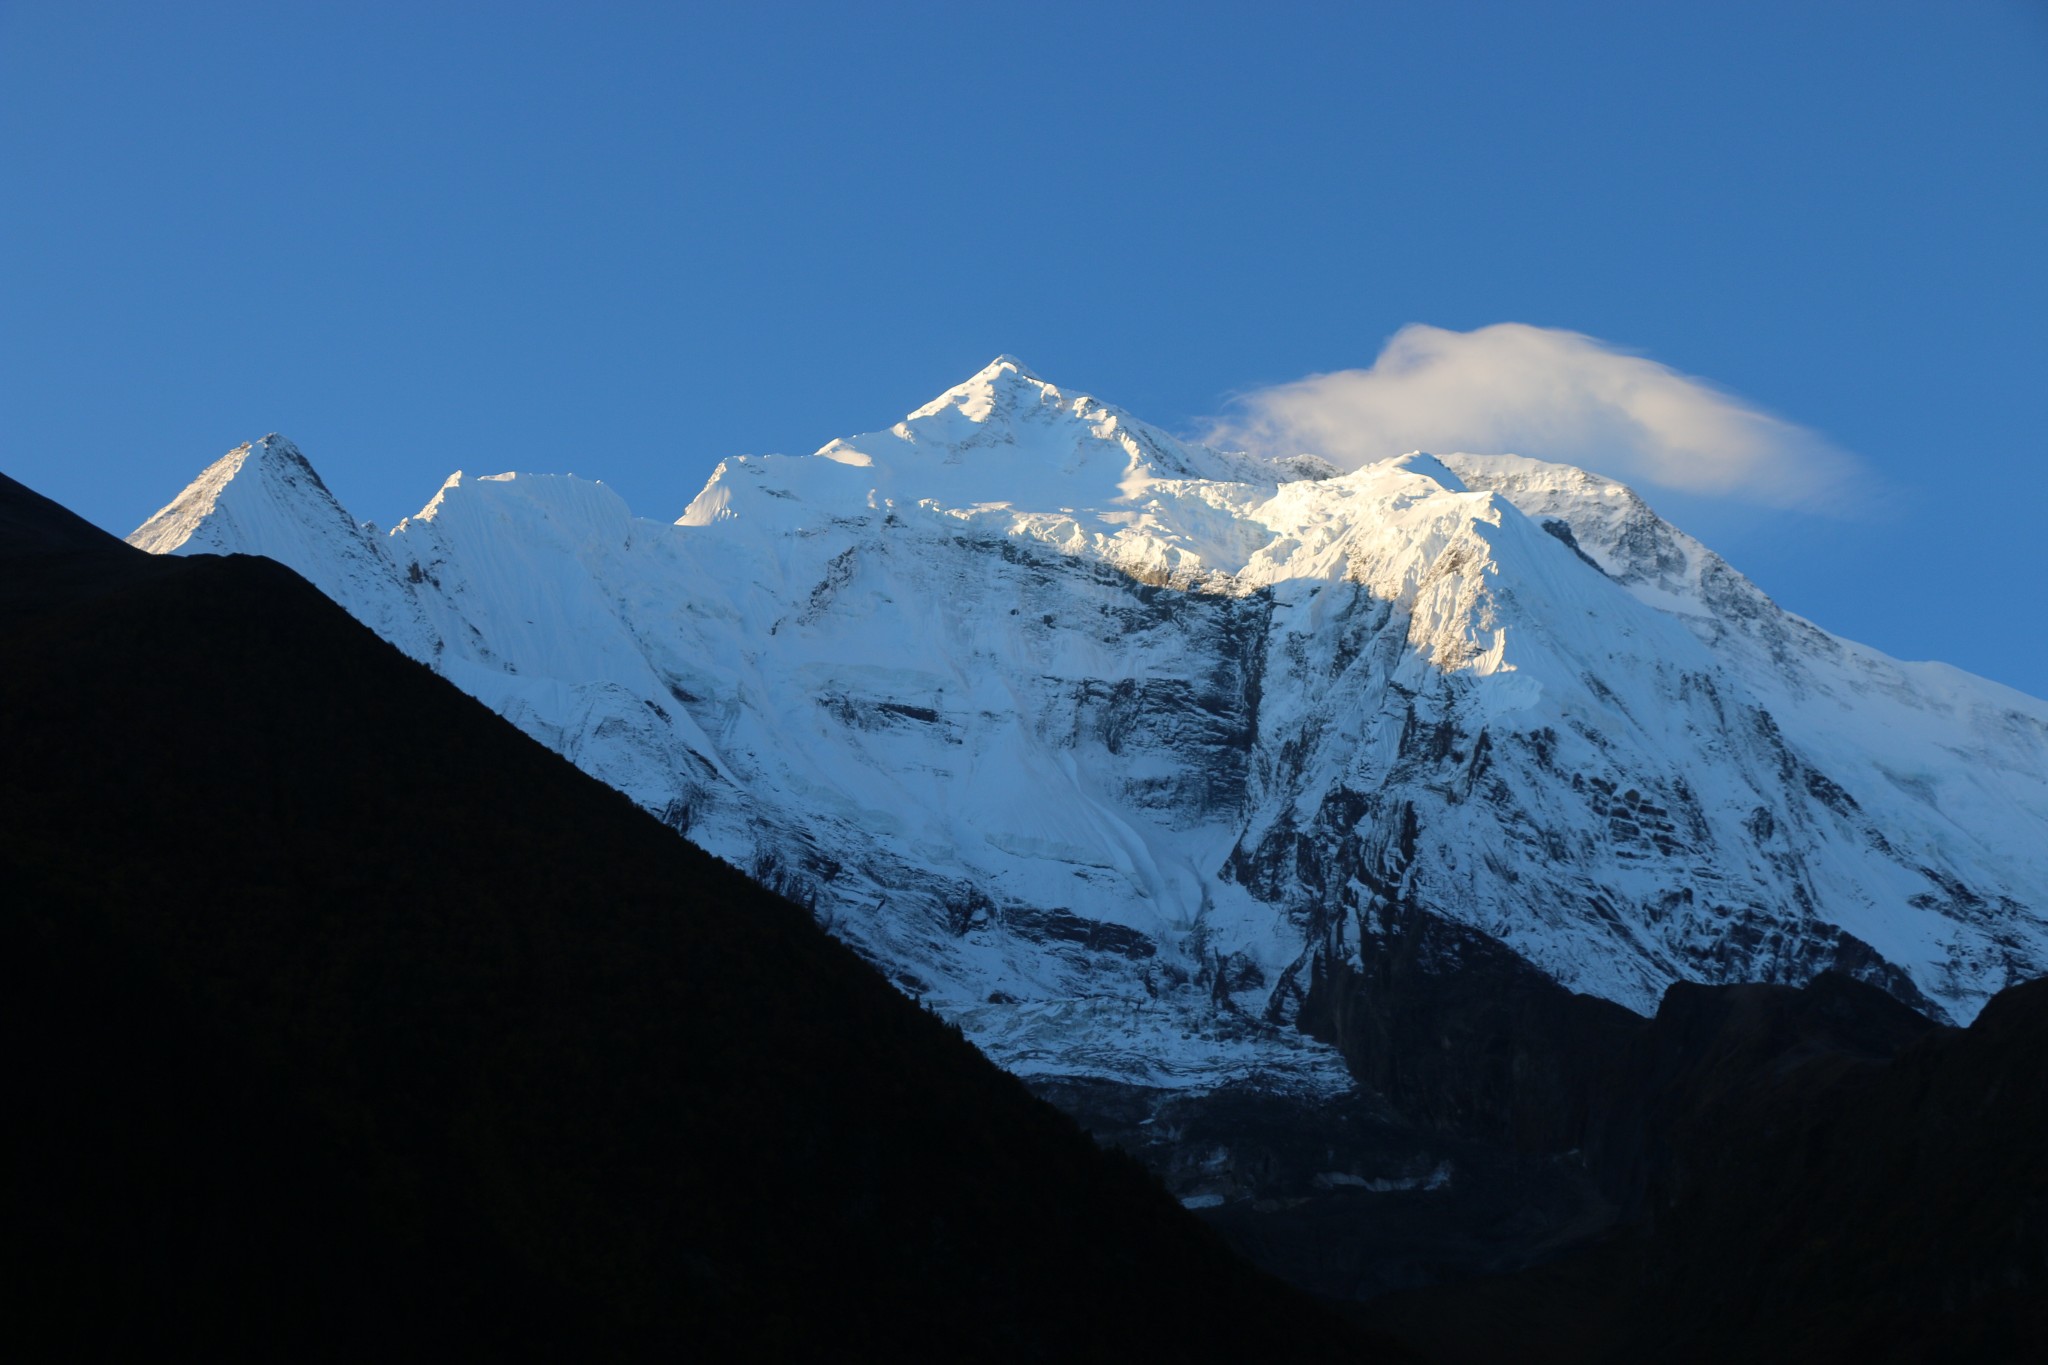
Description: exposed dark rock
xmin=1298 ymin=902 xmax=1644 ymax=1156
xmin=1000 ymin=905 xmax=1158 ymax=960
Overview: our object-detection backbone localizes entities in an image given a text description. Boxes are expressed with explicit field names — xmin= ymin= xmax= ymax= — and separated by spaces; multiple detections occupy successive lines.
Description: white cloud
xmin=1209 ymin=323 xmax=1863 ymax=508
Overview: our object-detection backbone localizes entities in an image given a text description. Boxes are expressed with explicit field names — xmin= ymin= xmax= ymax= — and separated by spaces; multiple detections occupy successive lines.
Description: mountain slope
xmin=129 ymin=360 xmax=2048 ymax=1093
xmin=2 ymin=470 xmax=1369 ymax=1358
xmin=1372 ymin=972 xmax=2048 ymax=1362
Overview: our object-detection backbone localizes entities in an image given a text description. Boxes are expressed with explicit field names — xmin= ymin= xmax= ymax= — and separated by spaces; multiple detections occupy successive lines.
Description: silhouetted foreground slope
xmin=0 ymin=473 xmax=1374 ymax=1360
xmin=1367 ymin=970 xmax=2048 ymax=1362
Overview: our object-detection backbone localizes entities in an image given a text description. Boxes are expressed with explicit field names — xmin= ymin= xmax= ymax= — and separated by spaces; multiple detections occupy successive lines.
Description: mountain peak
xmin=902 ymin=354 xmax=1065 ymax=428
xmin=128 ymin=436 xmax=441 ymax=662
xmin=981 ymin=353 xmax=1044 ymax=382
xmin=1381 ymin=451 xmax=1469 ymax=493
xmin=225 ymin=432 xmax=317 ymax=479
xmin=128 ymin=433 xmax=330 ymax=556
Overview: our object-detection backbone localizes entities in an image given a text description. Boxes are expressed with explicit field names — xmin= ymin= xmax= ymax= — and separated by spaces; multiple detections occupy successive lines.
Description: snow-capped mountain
xmin=131 ymin=357 xmax=2048 ymax=1089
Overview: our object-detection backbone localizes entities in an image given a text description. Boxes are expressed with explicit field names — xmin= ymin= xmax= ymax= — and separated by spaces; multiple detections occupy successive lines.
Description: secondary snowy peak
xmin=1443 ymin=453 xmax=1760 ymax=620
xmin=1440 ymin=452 xmax=2007 ymax=708
xmin=130 ymin=435 xmax=337 ymax=556
xmin=132 ymin=360 xmax=2048 ymax=1087
xmin=128 ymin=435 xmax=440 ymax=661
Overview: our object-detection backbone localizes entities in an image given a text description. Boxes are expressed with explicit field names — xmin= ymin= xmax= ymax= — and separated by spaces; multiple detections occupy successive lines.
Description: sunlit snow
xmin=130 ymin=358 xmax=2048 ymax=1088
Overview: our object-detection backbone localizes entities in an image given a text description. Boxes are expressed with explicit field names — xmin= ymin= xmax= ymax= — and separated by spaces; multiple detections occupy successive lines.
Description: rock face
xmin=130 ymin=358 xmax=2048 ymax=1095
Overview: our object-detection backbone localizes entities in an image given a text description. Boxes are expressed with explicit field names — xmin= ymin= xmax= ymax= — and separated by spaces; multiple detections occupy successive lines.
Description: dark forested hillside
xmin=0 ymin=473 xmax=1376 ymax=1360
xmin=1363 ymin=970 xmax=2048 ymax=1363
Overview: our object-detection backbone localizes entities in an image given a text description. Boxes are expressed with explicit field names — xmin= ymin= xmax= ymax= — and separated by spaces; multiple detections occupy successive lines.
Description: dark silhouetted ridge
xmin=1366 ymin=967 xmax=2048 ymax=1362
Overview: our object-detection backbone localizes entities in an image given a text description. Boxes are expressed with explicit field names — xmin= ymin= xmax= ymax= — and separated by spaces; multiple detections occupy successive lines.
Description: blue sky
xmin=5 ymin=1 xmax=2044 ymax=692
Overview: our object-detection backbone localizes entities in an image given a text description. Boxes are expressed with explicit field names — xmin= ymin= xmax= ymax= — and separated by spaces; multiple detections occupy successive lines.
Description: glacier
xmin=130 ymin=356 xmax=2048 ymax=1090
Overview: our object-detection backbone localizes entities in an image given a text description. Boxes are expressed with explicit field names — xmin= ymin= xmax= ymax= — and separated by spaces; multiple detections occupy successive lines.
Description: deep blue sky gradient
xmin=5 ymin=1 xmax=2044 ymax=691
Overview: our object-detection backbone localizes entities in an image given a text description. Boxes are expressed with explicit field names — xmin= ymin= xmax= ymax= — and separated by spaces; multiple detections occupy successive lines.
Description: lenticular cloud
xmin=1210 ymin=323 xmax=1862 ymax=509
